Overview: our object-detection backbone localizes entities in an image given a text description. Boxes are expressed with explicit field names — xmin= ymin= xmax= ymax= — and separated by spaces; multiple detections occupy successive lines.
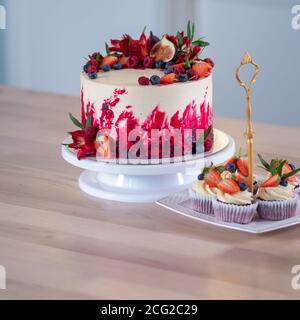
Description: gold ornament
xmin=236 ymin=53 xmax=260 ymax=193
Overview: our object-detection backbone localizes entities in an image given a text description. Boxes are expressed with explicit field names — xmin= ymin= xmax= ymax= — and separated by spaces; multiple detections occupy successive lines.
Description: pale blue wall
xmin=1 ymin=0 xmax=300 ymax=127
xmin=0 ymin=0 xmax=175 ymax=94
xmin=0 ymin=0 xmax=6 ymax=83
xmin=196 ymin=0 xmax=300 ymax=127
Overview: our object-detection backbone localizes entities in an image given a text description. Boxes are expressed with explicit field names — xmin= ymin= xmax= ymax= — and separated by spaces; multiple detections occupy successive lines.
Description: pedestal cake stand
xmin=61 ymin=129 xmax=235 ymax=203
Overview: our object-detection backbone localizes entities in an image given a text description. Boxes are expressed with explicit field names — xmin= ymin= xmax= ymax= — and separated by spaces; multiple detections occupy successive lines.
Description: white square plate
xmin=157 ymin=190 xmax=300 ymax=234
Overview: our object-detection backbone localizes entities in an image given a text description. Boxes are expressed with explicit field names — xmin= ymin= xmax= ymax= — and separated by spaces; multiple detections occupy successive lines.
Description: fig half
xmin=150 ymin=35 xmax=176 ymax=62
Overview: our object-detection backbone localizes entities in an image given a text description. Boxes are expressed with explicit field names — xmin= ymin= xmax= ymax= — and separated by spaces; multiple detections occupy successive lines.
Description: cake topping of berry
xmin=178 ymin=74 xmax=189 ymax=82
xmin=102 ymin=64 xmax=111 ymax=72
xmin=143 ymin=56 xmax=155 ymax=68
xmin=82 ymin=21 xmax=214 ymax=84
xmin=127 ymin=56 xmax=139 ymax=68
xmin=224 ymin=148 xmax=249 ymax=177
xmin=218 ymin=179 xmax=240 ymax=194
xmin=150 ymin=75 xmax=160 ymax=85
xmin=138 ymin=76 xmax=150 ymax=86
xmin=258 ymin=154 xmax=300 ymax=188
xmin=203 ymin=165 xmax=223 ymax=188
xmin=160 ymin=73 xmax=176 ymax=85
xmin=261 ymin=174 xmax=280 ymax=188
xmin=113 ymin=63 xmax=122 ymax=70
xmin=101 ymin=56 xmax=118 ymax=67
xmin=236 ymin=158 xmax=249 ymax=177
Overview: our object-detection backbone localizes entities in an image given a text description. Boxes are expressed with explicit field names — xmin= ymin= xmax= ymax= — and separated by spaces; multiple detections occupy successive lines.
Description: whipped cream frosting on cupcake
xmin=258 ymin=184 xmax=294 ymax=201
xmin=192 ymin=180 xmax=218 ymax=196
xmin=216 ymin=189 xmax=253 ymax=205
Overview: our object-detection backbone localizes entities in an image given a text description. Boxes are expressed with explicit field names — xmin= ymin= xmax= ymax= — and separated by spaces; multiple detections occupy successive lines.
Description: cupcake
xmin=256 ymin=154 xmax=300 ymax=220
xmin=212 ymin=176 xmax=257 ymax=224
xmin=189 ymin=165 xmax=223 ymax=215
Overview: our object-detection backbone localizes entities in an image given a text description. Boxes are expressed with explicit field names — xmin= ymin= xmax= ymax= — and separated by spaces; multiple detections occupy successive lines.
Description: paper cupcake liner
xmin=188 ymin=189 xmax=214 ymax=215
xmin=257 ymin=196 xmax=298 ymax=220
xmin=212 ymin=198 xmax=257 ymax=224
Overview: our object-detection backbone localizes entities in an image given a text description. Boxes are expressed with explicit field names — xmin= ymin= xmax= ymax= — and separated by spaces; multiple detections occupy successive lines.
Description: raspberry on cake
xmin=66 ymin=22 xmax=215 ymax=161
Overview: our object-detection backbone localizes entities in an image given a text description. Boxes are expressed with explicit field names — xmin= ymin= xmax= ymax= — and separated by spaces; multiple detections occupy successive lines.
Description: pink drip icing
xmin=84 ymin=87 xmax=213 ymax=158
xmin=80 ymin=87 xmax=86 ymax=126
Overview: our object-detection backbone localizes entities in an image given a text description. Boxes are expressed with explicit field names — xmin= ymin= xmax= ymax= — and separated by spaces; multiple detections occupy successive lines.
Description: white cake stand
xmin=61 ymin=129 xmax=235 ymax=203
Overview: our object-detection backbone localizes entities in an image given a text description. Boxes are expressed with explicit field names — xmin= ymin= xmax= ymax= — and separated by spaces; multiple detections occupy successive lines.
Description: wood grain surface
xmin=0 ymin=85 xmax=300 ymax=300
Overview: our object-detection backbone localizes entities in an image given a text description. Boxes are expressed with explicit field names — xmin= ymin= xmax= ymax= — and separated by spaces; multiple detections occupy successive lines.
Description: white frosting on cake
xmin=80 ymin=69 xmax=213 ymax=122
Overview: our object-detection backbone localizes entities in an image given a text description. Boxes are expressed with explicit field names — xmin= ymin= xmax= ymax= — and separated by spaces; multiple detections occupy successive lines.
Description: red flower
xmin=88 ymin=58 xmax=99 ymax=68
xmin=87 ymin=65 xmax=98 ymax=73
xmin=109 ymin=33 xmax=149 ymax=60
xmin=69 ymin=127 xmax=98 ymax=160
xmin=110 ymin=34 xmax=132 ymax=56
xmin=192 ymin=45 xmax=201 ymax=55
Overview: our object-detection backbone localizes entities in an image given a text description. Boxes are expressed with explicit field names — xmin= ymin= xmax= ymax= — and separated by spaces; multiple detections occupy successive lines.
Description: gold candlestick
xmin=235 ymin=53 xmax=260 ymax=193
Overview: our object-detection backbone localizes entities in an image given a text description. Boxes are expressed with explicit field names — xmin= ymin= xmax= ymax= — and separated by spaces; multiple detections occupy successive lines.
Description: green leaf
xmin=191 ymin=22 xmax=195 ymax=41
xmin=198 ymin=126 xmax=212 ymax=144
xmin=216 ymin=165 xmax=225 ymax=173
xmin=105 ymin=42 xmax=110 ymax=56
xmin=187 ymin=20 xmax=191 ymax=40
xmin=269 ymin=159 xmax=277 ymax=175
xmin=257 ymin=153 xmax=270 ymax=171
xmin=85 ymin=108 xmax=92 ymax=128
xmin=68 ymin=112 xmax=84 ymax=129
xmin=184 ymin=56 xmax=191 ymax=69
xmin=277 ymin=160 xmax=286 ymax=176
xmin=142 ymin=25 xmax=147 ymax=34
xmin=282 ymin=168 xmax=300 ymax=179
xmin=202 ymin=167 xmax=211 ymax=175
xmin=177 ymin=32 xmax=183 ymax=50
xmin=192 ymin=39 xmax=210 ymax=47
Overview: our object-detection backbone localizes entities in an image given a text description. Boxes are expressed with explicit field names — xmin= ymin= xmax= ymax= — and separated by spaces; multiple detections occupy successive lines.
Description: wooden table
xmin=0 ymin=85 xmax=300 ymax=300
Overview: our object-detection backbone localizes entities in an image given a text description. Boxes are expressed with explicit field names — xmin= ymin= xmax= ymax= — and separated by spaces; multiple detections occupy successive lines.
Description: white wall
xmin=1 ymin=0 xmax=300 ymax=127
xmin=1 ymin=0 xmax=177 ymax=94
xmin=195 ymin=0 xmax=300 ymax=127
